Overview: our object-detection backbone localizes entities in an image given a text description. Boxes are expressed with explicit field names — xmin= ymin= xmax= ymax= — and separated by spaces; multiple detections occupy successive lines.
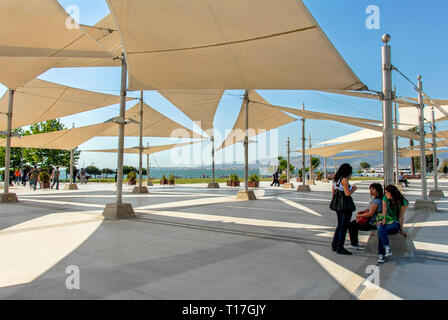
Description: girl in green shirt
xmin=377 ymin=185 xmax=408 ymax=263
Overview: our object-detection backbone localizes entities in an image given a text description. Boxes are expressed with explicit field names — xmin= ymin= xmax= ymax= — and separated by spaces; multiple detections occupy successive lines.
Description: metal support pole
xmin=432 ymin=107 xmax=438 ymax=190
xmin=324 ymin=156 xmax=327 ymax=179
xmin=287 ymin=137 xmax=290 ymax=183
xmin=309 ymin=134 xmax=313 ymax=181
xmin=334 ymin=158 xmax=337 ymax=173
xmin=146 ymin=143 xmax=150 ymax=181
xmin=116 ymin=51 xmax=127 ymax=204
xmin=302 ymin=103 xmax=306 ymax=186
xmin=212 ymin=136 xmax=215 ymax=184
xmin=138 ymin=90 xmax=144 ymax=188
xmin=418 ymin=76 xmax=427 ymax=199
xmin=381 ymin=34 xmax=394 ymax=187
xmin=244 ymin=90 xmax=249 ymax=193
xmin=4 ymin=89 xmax=14 ymax=194
xmin=70 ymin=149 xmax=74 ymax=183
xmin=394 ymin=85 xmax=399 ymax=186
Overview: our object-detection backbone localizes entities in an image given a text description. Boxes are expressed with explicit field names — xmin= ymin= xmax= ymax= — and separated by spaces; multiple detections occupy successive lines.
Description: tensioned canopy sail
xmin=97 ymin=102 xmax=206 ymax=139
xmin=0 ymin=78 xmax=133 ymax=131
xmin=217 ymin=91 xmax=297 ymax=151
xmin=399 ymin=149 xmax=448 ymax=159
xmin=332 ymin=153 xmax=377 ymax=160
xmin=400 ymin=97 xmax=448 ymax=108
xmin=398 ymin=104 xmax=448 ymax=129
xmin=106 ymin=0 xmax=366 ymax=90
xmin=318 ymin=129 xmax=382 ymax=145
xmin=0 ymin=123 xmax=113 ymax=150
xmin=0 ymin=1 xmax=120 ymax=89
xmin=322 ymin=90 xmax=419 ymax=108
xmin=158 ymin=90 xmax=224 ymax=135
xmin=302 ymin=137 xmax=383 ymax=157
xmin=84 ymin=140 xmax=204 ymax=155
xmin=267 ymin=104 xmax=416 ymax=139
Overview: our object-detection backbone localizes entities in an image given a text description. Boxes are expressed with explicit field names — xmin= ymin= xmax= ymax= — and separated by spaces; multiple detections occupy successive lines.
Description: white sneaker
xmin=385 ymin=246 xmax=392 ymax=257
xmin=347 ymin=245 xmax=362 ymax=251
xmin=377 ymin=254 xmax=385 ymax=263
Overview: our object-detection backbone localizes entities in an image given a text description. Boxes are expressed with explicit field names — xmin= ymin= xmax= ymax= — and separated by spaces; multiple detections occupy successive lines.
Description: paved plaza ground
xmin=0 ymin=179 xmax=447 ymax=300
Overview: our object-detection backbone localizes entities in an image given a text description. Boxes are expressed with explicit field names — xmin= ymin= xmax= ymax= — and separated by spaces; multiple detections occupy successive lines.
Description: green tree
xmin=0 ymin=128 xmax=27 ymax=169
xmin=101 ymin=168 xmax=114 ymax=176
xmin=21 ymin=120 xmax=80 ymax=170
xmin=277 ymin=156 xmax=295 ymax=174
xmin=86 ymin=166 xmax=101 ymax=178
xmin=311 ymin=157 xmax=320 ymax=171
xmin=123 ymin=165 xmax=137 ymax=174
xmin=360 ymin=162 xmax=371 ymax=170
xmin=414 ymin=155 xmax=435 ymax=173
xmin=439 ymin=159 xmax=448 ymax=173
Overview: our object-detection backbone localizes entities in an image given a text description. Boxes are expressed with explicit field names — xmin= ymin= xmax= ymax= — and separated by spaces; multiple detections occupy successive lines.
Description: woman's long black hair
xmin=369 ymin=183 xmax=383 ymax=200
xmin=334 ymin=163 xmax=353 ymax=182
xmin=385 ymin=185 xmax=406 ymax=211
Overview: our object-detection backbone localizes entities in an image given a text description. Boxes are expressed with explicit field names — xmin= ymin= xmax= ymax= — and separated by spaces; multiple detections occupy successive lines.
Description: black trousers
xmin=271 ymin=178 xmax=280 ymax=186
xmin=332 ymin=210 xmax=353 ymax=251
xmin=348 ymin=220 xmax=376 ymax=246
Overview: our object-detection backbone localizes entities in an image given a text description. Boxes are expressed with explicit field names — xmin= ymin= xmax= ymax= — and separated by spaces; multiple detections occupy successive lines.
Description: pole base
xmin=146 ymin=181 xmax=153 ymax=186
xmin=1 ymin=193 xmax=18 ymax=204
xmin=297 ymin=185 xmax=311 ymax=192
xmin=413 ymin=199 xmax=437 ymax=212
xmin=64 ymin=183 xmax=78 ymax=190
xmin=132 ymin=186 xmax=149 ymax=194
xmin=429 ymin=189 xmax=445 ymax=198
xmin=306 ymin=180 xmax=316 ymax=185
xmin=236 ymin=190 xmax=256 ymax=200
xmin=207 ymin=182 xmax=220 ymax=189
xmin=321 ymin=179 xmax=329 ymax=183
xmin=282 ymin=183 xmax=295 ymax=189
xmin=102 ymin=203 xmax=136 ymax=220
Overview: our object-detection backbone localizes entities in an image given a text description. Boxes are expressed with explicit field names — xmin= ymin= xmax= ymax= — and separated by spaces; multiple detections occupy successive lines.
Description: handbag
xmin=356 ymin=210 xmax=369 ymax=226
xmin=330 ymin=180 xmax=356 ymax=212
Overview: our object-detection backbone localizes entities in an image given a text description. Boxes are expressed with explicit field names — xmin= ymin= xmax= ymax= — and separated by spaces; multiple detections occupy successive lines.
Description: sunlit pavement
xmin=0 ymin=179 xmax=447 ymax=299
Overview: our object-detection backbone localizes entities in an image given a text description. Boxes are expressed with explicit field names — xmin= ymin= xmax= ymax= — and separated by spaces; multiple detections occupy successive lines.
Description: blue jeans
xmin=377 ymin=221 xmax=401 ymax=255
xmin=332 ymin=210 xmax=353 ymax=251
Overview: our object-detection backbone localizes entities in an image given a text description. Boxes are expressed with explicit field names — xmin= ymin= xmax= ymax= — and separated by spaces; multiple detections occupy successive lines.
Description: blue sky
xmin=1 ymin=0 xmax=447 ymax=169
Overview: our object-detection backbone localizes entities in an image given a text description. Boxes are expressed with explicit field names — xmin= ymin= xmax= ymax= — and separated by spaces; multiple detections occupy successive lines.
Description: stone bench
xmin=364 ymin=229 xmax=416 ymax=258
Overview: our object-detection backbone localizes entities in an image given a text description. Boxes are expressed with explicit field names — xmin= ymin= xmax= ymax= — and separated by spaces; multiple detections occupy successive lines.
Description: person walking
xmin=331 ymin=163 xmax=357 ymax=255
xmin=51 ymin=166 xmax=61 ymax=190
xmin=30 ymin=166 xmax=40 ymax=191
xmin=271 ymin=168 xmax=280 ymax=187
xmin=348 ymin=183 xmax=383 ymax=250
xmin=376 ymin=185 xmax=408 ymax=263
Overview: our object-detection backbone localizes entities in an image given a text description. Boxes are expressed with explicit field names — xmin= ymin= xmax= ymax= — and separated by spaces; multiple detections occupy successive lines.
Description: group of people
xmin=2 ymin=166 xmax=62 ymax=191
xmin=331 ymin=163 xmax=408 ymax=264
xmin=72 ymin=167 xmax=89 ymax=184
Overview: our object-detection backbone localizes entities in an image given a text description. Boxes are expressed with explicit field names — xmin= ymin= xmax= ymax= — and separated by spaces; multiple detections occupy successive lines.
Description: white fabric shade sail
xmin=84 ymin=140 xmax=203 ymax=155
xmin=269 ymin=104 xmax=417 ymax=139
xmin=400 ymin=97 xmax=448 ymax=108
xmin=158 ymin=90 xmax=224 ymax=135
xmin=106 ymin=0 xmax=365 ymax=90
xmin=0 ymin=78 xmax=132 ymax=131
xmin=217 ymin=91 xmax=297 ymax=151
xmin=301 ymin=137 xmax=383 ymax=157
xmin=97 ymin=102 xmax=206 ymax=139
xmin=318 ymin=129 xmax=382 ymax=145
xmin=0 ymin=122 xmax=113 ymax=150
xmin=399 ymin=149 xmax=448 ymax=159
xmin=332 ymin=153 xmax=377 ymax=160
xmin=398 ymin=104 xmax=448 ymax=129
xmin=322 ymin=90 xmax=419 ymax=108
xmin=0 ymin=1 xmax=121 ymax=89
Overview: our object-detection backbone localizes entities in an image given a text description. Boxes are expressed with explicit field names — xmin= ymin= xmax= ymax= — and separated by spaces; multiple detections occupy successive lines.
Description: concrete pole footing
xmin=297 ymin=185 xmax=311 ymax=192
xmin=428 ymin=189 xmax=445 ymax=199
xmin=132 ymin=186 xmax=149 ymax=194
xmin=413 ymin=199 xmax=437 ymax=212
xmin=102 ymin=203 xmax=135 ymax=220
xmin=236 ymin=190 xmax=256 ymax=200
xmin=64 ymin=184 xmax=78 ymax=190
xmin=207 ymin=183 xmax=220 ymax=189
xmin=0 ymin=193 xmax=18 ymax=203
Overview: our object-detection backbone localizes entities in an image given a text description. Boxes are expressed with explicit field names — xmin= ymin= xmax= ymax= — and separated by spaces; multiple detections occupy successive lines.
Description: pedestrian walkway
xmin=0 ymin=179 xmax=447 ymax=299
